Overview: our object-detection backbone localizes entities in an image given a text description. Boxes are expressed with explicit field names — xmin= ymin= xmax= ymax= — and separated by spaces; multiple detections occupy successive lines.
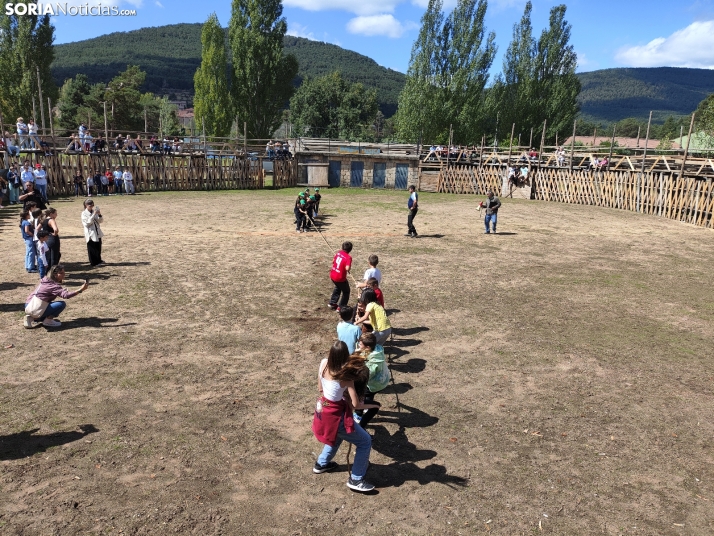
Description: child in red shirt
xmin=367 ymin=278 xmax=384 ymax=308
xmin=328 ymin=241 xmax=352 ymax=311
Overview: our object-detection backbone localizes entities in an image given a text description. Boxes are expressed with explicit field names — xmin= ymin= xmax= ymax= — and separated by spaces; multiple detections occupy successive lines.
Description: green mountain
xmin=576 ymin=67 xmax=714 ymax=124
xmin=51 ymin=23 xmax=714 ymax=125
xmin=51 ymin=23 xmax=405 ymax=117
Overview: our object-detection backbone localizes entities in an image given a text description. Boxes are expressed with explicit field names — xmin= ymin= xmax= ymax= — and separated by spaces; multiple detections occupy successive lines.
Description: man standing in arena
xmin=480 ymin=190 xmax=501 ymax=234
xmin=406 ymin=185 xmax=418 ymax=238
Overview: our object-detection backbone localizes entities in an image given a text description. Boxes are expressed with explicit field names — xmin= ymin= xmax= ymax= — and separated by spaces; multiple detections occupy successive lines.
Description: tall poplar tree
xmin=0 ymin=3 xmax=58 ymax=124
xmin=396 ymin=0 xmax=496 ymax=144
xmin=194 ymin=13 xmax=232 ymax=138
xmin=492 ymin=2 xmax=579 ymax=143
xmin=229 ymin=0 xmax=298 ymax=139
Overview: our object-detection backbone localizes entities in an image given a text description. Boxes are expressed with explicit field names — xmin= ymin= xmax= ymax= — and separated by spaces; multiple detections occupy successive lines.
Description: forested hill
xmin=52 ymin=23 xmax=714 ymax=123
xmin=51 ymin=23 xmax=406 ymax=117
xmin=577 ymin=67 xmax=714 ymax=123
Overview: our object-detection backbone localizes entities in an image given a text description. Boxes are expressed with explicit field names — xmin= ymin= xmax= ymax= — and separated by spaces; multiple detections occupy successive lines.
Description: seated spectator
xmin=114 ymin=134 xmax=124 ymax=150
xmin=83 ymin=131 xmax=93 ymax=152
xmin=597 ymin=157 xmax=608 ymax=170
xmin=135 ymin=134 xmax=144 ymax=151
xmin=172 ymin=137 xmax=182 ymax=153
xmin=66 ymin=135 xmax=82 ymax=152
xmin=91 ymin=134 xmax=107 ymax=153
xmin=528 ymin=148 xmax=538 ymax=160
xmin=150 ymin=137 xmax=161 ymax=153
xmin=39 ymin=137 xmax=53 ymax=156
xmin=125 ymin=136 xmax=138 ymax=152
xmin=520 ymin=166 xmax=529 ymax=181
xmin=556 ymin=147 xmax=566 ymax=167
xmin=4 ymin=131 xmax=20 ymax=156
xmin=162 ymin=137 xmax=172 ymax=154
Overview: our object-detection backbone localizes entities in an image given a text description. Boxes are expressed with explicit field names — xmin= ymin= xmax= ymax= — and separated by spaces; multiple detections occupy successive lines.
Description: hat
xmin=309 ymin=195 xmax=316 ymax=200
xmin=315 ymin=188 xmax=320 ymax=191
xmin=35 ymin=163 xmax=41 ymax=168
xmin=300 ymin=199 xmax=306 ymax=205
xmin=299 ymin=193 xmax=305 ymax=198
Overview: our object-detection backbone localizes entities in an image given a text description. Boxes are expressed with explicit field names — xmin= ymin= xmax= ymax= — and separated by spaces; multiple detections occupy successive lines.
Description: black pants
xmin=407 ymin=207 xmax=418 ymax=235
xmin=330 ymin=279 xmax=350 ymax=307
xmin=358 ymin=391 xmax=381 ymax=428
xmin=47 ymin=236 xmax=61 ymax=267
xmin=87 ymin=238 xmax=103 ymax=266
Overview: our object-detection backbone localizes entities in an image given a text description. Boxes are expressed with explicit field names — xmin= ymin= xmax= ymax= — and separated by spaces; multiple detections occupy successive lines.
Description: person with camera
xmin=81 ymin=199 xmax=105 ymax=267
xmin=24 ymin=264 xmax=89 ymax=328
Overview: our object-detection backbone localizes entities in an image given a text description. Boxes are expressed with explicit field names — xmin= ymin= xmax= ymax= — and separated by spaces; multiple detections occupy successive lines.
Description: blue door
xmin=373 ymin=163 xmax=386 ymax=188
xmin=328 ymin=160 xmax=341 ymax=187
xmin=350 ymin=161 xmax=364 ymax=187
xmin=395 ymin=163 xmax=409 ymax=190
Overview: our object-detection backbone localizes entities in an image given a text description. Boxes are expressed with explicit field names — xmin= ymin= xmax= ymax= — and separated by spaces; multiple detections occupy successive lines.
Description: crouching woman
xmin=312 ymin=341 xmax=379 ymax=492
xmin=24 ymin=264 xmax=89 ymax=328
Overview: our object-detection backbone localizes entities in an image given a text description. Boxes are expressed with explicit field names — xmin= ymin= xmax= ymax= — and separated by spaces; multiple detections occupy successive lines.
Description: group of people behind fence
xmin=72 ymin=166 xmax=135 ymax=197
xmin=312 ymin=244 xmax=393 ymax=493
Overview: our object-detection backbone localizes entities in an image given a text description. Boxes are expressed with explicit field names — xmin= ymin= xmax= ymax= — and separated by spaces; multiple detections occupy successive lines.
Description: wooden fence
xmin=436 ymin=166 xmax=714 ymax=229
xmin=8 ymin=151 xmax=297 ymax=195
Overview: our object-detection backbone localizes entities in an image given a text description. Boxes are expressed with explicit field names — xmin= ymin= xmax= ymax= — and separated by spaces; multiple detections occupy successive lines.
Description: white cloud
xmin=616 ymin=21 xmax=714 ymax=68
xmin=346 ymin=14 xmax=416 ymax=38
xmin=287 ymin=22 xmax=316 ymax=40
xmin=284 ymin=0 xmax=400 ymax=16
xmin=155 ymin=1 xmax=163 ymax=7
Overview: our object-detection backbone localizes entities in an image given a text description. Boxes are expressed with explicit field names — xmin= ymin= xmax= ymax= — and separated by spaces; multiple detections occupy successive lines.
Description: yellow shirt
xmin=366 ymin=302 xmax=391 ymax=332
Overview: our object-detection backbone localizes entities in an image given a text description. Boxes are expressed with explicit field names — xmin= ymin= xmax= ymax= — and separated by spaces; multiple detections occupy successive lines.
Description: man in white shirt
xmin=113 ymin=167 xmax=123 ymax=195
xmin=122 ymin=168 xmax=135 ymax=195
xmin=33 ymin=163 xmax=48 ymax=201
xmin=20 ymin=162 xmax=35 ymax=186
xmin=81 ymin=199 xmax=105 ymax=266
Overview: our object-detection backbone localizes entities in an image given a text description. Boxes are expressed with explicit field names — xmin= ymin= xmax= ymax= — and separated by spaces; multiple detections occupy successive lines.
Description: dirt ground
xmin=0 ymin=188 xmax=713 ymax=535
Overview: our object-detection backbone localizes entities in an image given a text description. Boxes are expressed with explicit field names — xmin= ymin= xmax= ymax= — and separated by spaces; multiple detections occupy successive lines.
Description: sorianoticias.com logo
xmin=4 ymin=3 xmax=137 ymax=16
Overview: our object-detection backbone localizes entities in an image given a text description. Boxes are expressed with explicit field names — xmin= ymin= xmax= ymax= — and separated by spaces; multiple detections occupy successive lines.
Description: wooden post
xmin=636 ymin=126 xmax=641 ymax=148
xmin=202 ymin=118 xmax=207 ymax=157
xmin=679 ymin=125 xmax=684 ymax=151
xmin=88 ymin=110 xmax=91 ymax=131
xmin=479 ymin=134 xmax=484 ymax=168
xmin=593 ymin=127 xmax=597 ymax=147
xmin=608 ymin=124 xmax=616 ymax=164
xmin=243 ymin=121 xmax=247 ymax=156
xmin=0 ymin=112 xmax=7 ymax=167
xmin=569 ymin=120 xmax=577 ymax=172
xmin=538 ymin=119 xmax=547 ymax=170
xmin=555 ymin=132 xmax=558 ymax=148
xmin=680 ymin=113 xmax=696 ymax=178
xmin=32 ymin=99 xmax=37 ymax=127
xmin=638 ymin=111 xmax=653 ymax=212
xmin=36 ymin=67 xmax=46 ymax=133
xmin=640 ymin=111 xmax=653 ymax=174
xmin=507 ymin=123 xmax=515 ymax=169
xmin=518 ymin=133 xmax=521 ymax=148
xmin=529 ymin=127 xmax=533 ymax=149
xmin=47 ymin=97 xmax=55 ymax=138
xmin=144 ymin=108 xmax=148 ymax=134
xmin=103 ymin=101 xmax=109 ymax=142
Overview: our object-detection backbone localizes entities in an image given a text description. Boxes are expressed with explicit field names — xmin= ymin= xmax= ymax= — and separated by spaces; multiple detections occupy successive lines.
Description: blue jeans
xmin=8 ymin=184 xmax=19 ymax=203
xmin=38 ymin=301 xmax=66 ymax=321
xmin=317 ymin=416 xmax=371 ymax=480
xmin=38 ymin=258 xmax=47 ymax=279
xmin=484 ymin=213 xmax=497 ymax=233
xmin=7 ymin=145 xmax=19 ymax=156
xmin=24 ymin=238 xmax=36 ymax=271
xmin=35 ymin=183 xmax=47 ymax=201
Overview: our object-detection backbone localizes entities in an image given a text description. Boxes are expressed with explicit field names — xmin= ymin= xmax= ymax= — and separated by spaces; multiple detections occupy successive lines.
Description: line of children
xmin=314 ymin=251 xmax=392 ymax=493
xmin=291 ymin=188 xmax=323 ymax=232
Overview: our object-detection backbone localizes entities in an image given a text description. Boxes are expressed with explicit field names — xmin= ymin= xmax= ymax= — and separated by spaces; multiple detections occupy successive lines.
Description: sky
xmin=48 ymin=0 xmax=714 ymax=75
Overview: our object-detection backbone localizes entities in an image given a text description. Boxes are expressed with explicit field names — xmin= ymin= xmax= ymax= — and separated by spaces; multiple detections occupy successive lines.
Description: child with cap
xmin=296 ymin=198 xmax=308 ymax=232
xmin=314 ymin=188 xmax=321 ymax=216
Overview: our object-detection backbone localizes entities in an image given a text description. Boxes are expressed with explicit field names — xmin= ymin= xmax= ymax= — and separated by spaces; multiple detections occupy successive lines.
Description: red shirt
xmin=374 ymin=287 xmax=384 ymax=307
xmin=330 ymin=251 xmax=352 ymax=282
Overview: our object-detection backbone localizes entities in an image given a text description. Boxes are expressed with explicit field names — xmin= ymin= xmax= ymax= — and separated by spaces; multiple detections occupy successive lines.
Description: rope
xmin=306 ymin=213 xmax=360 ymax=288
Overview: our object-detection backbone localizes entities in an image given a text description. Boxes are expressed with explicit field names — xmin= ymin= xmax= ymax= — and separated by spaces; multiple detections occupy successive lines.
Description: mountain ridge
xmin=51 ymin=23 xmax=714 ymax=124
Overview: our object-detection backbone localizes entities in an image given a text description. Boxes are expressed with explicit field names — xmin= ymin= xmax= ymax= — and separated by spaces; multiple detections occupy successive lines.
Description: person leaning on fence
xmin=4 ymin=131 xmax=20 ymax=156
xmin=122 ymin=168 xmax=135 ymax=194
xmin=479 ymin=190 xmax=501 ymax=235
xmin=24 ymin=264 xmax=89 ymax=329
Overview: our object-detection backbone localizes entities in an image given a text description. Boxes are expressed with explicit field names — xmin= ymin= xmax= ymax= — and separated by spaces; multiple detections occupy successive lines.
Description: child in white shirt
xmin=356 ymin=254 xmax=382 ymax=290
xmin=36 ymin=229 xmax=50 ymax=279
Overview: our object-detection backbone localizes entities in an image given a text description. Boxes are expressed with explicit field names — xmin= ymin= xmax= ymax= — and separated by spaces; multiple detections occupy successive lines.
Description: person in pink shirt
xmin=24 ymin=264 xmax=89 ymax=328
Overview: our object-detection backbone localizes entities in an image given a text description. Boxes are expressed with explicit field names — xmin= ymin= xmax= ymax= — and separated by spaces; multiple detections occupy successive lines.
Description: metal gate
xmin=395 ymin=163 xmax=409 ymax=190
xmin=328 ymin=161 xmax=341 ymax=187
xmin=373 ymin=163 xmax=386 ymax=188
xmin=350 ymin=161 xmax=364 ymax=187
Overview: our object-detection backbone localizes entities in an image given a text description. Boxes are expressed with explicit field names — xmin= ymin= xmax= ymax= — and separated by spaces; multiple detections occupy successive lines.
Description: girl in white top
xmin=313 ymin=341 xmax=377 ymax=492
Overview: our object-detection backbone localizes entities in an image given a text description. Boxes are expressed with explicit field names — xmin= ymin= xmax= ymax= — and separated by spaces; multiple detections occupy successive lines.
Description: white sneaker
xmin=23 ymin=315 xmax=36 ymax=328
xmin=42 ymin=318 xmax=61 ymax=328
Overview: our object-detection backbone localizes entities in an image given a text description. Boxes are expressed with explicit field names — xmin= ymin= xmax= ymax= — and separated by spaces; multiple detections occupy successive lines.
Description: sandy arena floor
xmin=1 ymin=188 xmax=713 ymax=534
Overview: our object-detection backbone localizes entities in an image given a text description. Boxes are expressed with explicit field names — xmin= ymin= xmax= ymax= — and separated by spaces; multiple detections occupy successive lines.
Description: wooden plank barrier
xmin=436 ymin=165 xmax=714 ymax=229
xmin=6 ymin=152 xmax=297 ymax=195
